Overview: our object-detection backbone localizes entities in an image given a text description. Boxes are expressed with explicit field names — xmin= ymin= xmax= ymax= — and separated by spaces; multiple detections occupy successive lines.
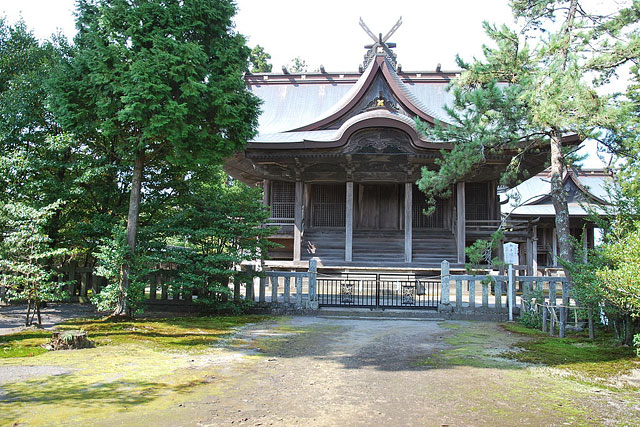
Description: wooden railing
xmin=465 ymin=219 xmax=529 ymax=233
xmin=264 ymin=217 xmax=294 ymax=227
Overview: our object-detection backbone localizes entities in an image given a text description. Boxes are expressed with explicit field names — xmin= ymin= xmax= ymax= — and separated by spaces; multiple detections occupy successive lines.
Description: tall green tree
xmin=0 ymin=18 xmax=128 ymax=263
xmin=417 ymin=0 xmax=638 ymax=270
xmin=249 ymin=45 xmax=272 ymax=72
xmin=51 ymin=0 xmax=260 ymax=315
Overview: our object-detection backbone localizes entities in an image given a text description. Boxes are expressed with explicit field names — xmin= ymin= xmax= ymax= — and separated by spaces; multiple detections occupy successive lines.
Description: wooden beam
xmin=404 ymin=182 xmax=412 ymax=263
xmin=293 ymin=180 xmax=303 ymax=262
xmin=345 ymin=182 xmax=353 ymax=262
xmin=456 ymin=182 xmax=466 ymax=264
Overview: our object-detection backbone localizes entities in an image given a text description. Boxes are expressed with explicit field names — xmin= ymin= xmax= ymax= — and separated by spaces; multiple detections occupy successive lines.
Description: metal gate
xmin=317 ymin=273 xmax=439 ymax=309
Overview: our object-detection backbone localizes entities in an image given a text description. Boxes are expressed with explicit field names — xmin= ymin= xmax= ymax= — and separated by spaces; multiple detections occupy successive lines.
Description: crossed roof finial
xmin=359 ymin=17 xmax=403 ymax=71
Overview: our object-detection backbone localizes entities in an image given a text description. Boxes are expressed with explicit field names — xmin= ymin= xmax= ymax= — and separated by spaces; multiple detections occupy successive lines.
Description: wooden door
xmin=356 ymin=184 xmax=401 ymax=230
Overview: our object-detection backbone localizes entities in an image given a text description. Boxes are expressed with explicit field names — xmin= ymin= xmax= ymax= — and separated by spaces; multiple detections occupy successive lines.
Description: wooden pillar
xmin=526 ymin=230 xmax=534 ymax=276
xmin=404 ymin=182 xmax=412 ymax=263
xmin=532 ymin=225 xmax=538 ymax=276
xmin=293 ymin=180 xmax=303 ymax=262
xmin=345 ymin=181 xmax=353 ymax=262
xmin=551 ymin=227 xmax=558 ymax=267
xmin=262 ymin=179 xmax=270 ymax=207
xmin=456 ymin=182 xmax=466 ymax=264
xmin=583 ymin=228 xmax=588 ymax=263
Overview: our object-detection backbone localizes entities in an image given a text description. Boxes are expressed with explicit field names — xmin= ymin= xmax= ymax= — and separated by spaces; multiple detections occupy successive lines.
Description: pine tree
xmin=417 ymin=0 xmax=639 ymax=271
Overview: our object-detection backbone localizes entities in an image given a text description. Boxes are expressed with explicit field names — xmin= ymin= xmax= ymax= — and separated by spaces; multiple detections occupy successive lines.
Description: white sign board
xmin=503 ymin=242 xmax=519 ymax=265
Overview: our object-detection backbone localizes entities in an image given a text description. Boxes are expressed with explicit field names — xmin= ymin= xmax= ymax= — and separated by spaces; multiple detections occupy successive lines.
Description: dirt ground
xmin=2 ymin=315 xmax=639 ymax=426
xmin=0 ymin=303 xmax=99 ymax=335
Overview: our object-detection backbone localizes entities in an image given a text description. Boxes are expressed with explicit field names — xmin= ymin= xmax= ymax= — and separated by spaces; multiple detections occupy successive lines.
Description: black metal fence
xmin=318 ymin=273 xmax=439 ymax=309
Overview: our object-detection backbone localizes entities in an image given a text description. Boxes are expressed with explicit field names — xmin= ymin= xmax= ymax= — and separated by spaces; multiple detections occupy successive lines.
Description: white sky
xmin=1 ymin=0 xmax=617 ymax=168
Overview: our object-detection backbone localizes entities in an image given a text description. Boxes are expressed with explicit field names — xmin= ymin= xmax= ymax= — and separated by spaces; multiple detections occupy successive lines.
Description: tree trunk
xmin=25 ymin=299 xmax=32 ymax=327
xmin=549 ymin=131 xmax=574 ymax=275
xmin=35 ymin=299 xmax=42 ymax=326
xmin=114 ymin=152 xmax=145 ymax=316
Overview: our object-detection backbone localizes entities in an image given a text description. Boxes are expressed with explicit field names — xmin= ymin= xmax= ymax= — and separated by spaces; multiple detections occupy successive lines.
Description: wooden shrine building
xmin=225 ymin=21 xmax=560 ymax=270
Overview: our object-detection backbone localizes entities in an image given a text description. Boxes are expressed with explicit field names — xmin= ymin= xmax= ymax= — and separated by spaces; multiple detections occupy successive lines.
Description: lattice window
xmin=412 ymin=187 xmax=446 ymax=229
xmin=270 ymin=181 xmax=295 ymax=220
xmin=465 ymin=182 xmax=489 ymax=220
xmin=312 ymin=184 xmax=346 ymax=227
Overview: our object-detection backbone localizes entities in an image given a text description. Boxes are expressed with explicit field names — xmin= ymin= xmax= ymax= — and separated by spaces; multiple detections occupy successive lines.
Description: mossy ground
xmin=1 ymin=329 xmax=50 ymax=358
xmin=501 ymin=323 xmax=639 ymax=386
xmin=0 ymin=315 xmax=269 ymax=426
xmin=1 ymin=315 xmax=267 ymax=357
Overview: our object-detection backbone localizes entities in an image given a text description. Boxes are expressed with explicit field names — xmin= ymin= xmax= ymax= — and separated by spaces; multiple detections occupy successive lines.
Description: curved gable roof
xmin=292 ymin=55 xmax=449 ymax=132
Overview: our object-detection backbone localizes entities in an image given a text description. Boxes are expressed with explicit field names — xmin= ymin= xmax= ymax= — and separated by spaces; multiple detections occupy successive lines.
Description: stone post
xmin=284 ymin=277 xmax=291 ymax=304
xmin=440 ymin=260 xmax=450 ymax=306
xmin=508 ymin=264 xmax=514 ymax=321
xmin=308 ymin=258 xmax=318 ymax=309
xmin=270 ymin=276 xmax=278 ymax=305
xmin=296 ymin=276 xmax=303 ymax=308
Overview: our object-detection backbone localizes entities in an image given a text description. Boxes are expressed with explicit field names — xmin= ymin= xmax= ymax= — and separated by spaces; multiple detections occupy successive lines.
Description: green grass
xmin=0 ymin=315 xmax=268 ymax=358
xmin=501 ymin=323 xmax=639 ymax=382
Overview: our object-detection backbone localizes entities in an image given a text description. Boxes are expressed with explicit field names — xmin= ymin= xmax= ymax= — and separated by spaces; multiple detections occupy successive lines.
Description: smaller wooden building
xmin=504 ymin=168 xmax=612 ymax=273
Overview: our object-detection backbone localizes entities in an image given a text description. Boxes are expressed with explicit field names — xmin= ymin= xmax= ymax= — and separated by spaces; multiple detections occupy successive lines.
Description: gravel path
xmin=143 ymin=317 xmax=638 ymax=427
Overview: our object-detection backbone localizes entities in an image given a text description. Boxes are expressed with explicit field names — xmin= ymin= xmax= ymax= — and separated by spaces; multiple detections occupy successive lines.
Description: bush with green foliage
xmin=0 ymin=202 xmax=68 ymax=325
xmin=567 ymin=224 xmax=640 ymax=347
xmin=151 ymin=168 xmax=274 ymax=311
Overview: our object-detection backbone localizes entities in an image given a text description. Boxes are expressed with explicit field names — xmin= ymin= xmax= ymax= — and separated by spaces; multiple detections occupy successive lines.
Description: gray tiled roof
xmin=247 ymin=61 xmax=456 ymax=140
xmin=504 ymin=169 xmax=613 ymax=217
xmin=249 ymin=83 xmax=354 ymax=134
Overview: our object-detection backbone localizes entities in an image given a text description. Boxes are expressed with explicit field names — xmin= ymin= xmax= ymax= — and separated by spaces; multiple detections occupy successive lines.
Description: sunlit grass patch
xmin=501 ymin=324 xmax=639 ymax=385
xmin=57 ymin=315 xmax=270 ymax=351
xmin=1 ymin=330 xmax=50 ymax=358
xmin=0 ymin=315 xmax=269 ymax=358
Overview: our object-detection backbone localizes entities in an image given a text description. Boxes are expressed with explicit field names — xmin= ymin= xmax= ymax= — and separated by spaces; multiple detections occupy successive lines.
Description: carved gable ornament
xmin=364 ymin=91 xmax=400 ymax=113
xmin=346 ymin=128 xmax=413 ymax=154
